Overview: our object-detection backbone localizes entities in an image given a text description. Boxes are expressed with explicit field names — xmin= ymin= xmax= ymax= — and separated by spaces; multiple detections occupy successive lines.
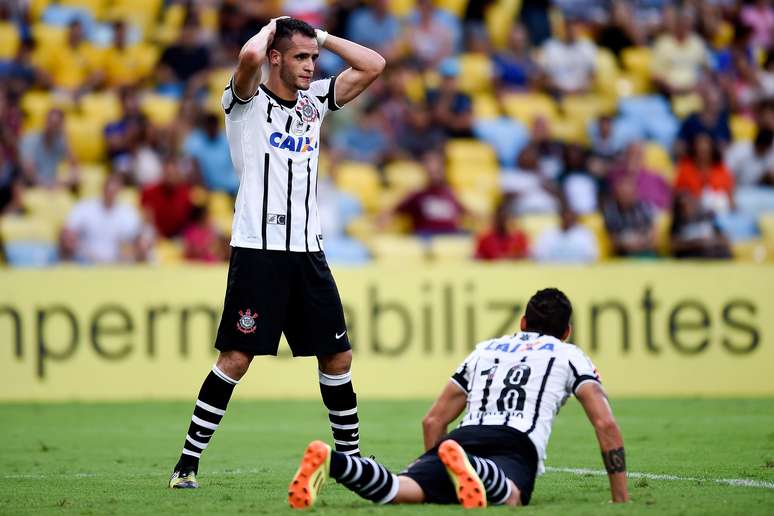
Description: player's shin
xmin=329 ymin=451 xmax=399 ymax=504
xmin=176 ymin=364 xmax=239 ymax=473
xmin=469 ymin=456 xmax=512 ymax=505
xmin=319 ymin=370 xmax=361 ymax=456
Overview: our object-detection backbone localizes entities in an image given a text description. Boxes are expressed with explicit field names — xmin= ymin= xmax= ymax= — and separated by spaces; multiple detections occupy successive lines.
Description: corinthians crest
xmin=237 ymin=309 xmax=258 ymax=334
xmin=296 ymin=96 xmax=319 ymax=123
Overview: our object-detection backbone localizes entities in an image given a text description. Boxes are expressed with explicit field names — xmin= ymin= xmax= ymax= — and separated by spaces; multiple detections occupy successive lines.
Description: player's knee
xmin=318 ymin=350 xmax=352 ymax=375
xmin=216 ymin=350 xmax=252 ymax=380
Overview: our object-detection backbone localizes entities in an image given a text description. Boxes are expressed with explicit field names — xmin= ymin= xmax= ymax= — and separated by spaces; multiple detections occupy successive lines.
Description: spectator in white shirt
xmin=532 ymin=204 xmax=599 ymax=263
xmin=725 ymin=129 xmax=774 ymax=187
xmin=538 ymin=19 xmax=596 ymax=96
xmin=61 ymin=175 xmax=150 ymax=264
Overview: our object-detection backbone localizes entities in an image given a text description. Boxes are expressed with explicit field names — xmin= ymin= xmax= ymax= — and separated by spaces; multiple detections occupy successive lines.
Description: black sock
xmin=469 ymin=456 xmax=512 ymax=505
xmin=319 ymin=370 xmax=360 ymax=456
xmin=329 ymin=451 xmax=398 ymax=504
xmin=176 ymin=365 xmax=238 ymax=473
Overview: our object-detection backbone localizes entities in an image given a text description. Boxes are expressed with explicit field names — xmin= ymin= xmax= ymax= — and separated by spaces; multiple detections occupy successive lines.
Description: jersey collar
xmin=260 ymin=84 xmax=297 ymax=109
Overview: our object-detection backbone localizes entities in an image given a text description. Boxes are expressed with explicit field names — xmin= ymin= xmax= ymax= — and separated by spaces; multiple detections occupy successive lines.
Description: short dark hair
xmin=270 ymin=18 xmax=316 ymax=50
xmin=524 ymin=288 xmax=572 ymax=339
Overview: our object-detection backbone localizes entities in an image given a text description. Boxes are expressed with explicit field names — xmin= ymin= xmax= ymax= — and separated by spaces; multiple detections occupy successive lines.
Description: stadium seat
xmin=141 ymin=93 xmax=179 ymax=126
xmin=430 ymin=234 xmax=474 ymax=261
xmin=435 ymin=0 xmax=468 ymax=17
xmin=368 ymin=234 xmax=428 ymax=262
xmin=732 ymin=239 xmax=767 ymax=262
xmin=30 ymin=23 xmax=67 ymax=52
xmin=730 ymin=115 xmax=757 ymax=142
xmin=501 ymin=93 xmax=559 ymax=127
xmin=594 ymin=48 xmax=620 ymax=97
xmin=387 ymin=0 xmax=415 ymax=16
xmin=29 ymin=0 xmax=51 ymax=20
xmin=156 ymin=238 xmax=184 ymax=265
xmin=562 ymin=95 xmax=612 ymax=127
xmin=457 ymin=53 xmax=494 ymax=95
xmin=445 ymin=139 xmax=498 ymax=167
xmin=643 ymin=142 xmax=674 ymax=182
xmin=551 ymin=117 xmax=589 ymax=145
xmin=448 ymin=164 xmax=500 ymax=196
xmin=384 ymin=161 xmax=426 ymax=193
xmin=335 ymin=162 xmax=382 ymax=212
xmin=74 ymin=163 xmax=108 ymax=198
xmin=0 ymin=22 xmax=20 ymax=59
xmin=208 ymin=66 xmax=233 ymax=96
xmin=65 ymin=115 xmax=105 ymax=162
xmin=154 ymin=3 xmax=186 ymax=44
xmin=654 ymin=212 xmax=672 ymax=256
xmin=206 ymin=190 xmax=234 ymax=235
xmin=107 ymin=0 xmax=163 ymax=33
xmin=517 ymin=213 xmax=560 ymax=244
xmin=579 ymin=213 xmax=612 ymax=260
xmin=760 ymin=214 xmax=774 ymax=248
xmin=0 ymin=215 xmax=58 ymax=243
xmin=621 ymin=47 xmax=653 ymax=84
xmin=472 ymin=94 xmax=500 ymax=119
xmin=79 ymin=91 xmax=122 ymax=126
xmin=457 ymin=190 xmax=497 ymax=219
xmin=671 ymin=93 xmax=702 ymax=119
xmin=376 ymin=188 xmax=407 ymax=213
xmin=118 ymin=187 xmax=139 ymax=207
xmin=3 ymin=241 xmax=58 ymax=266
xmin=21 ymin=188 xmax=75 ymax=228
xmin=20 ymin=91 xmax=54 ymax=131
xmin=485 ymin=0 xmax=521 ymax=49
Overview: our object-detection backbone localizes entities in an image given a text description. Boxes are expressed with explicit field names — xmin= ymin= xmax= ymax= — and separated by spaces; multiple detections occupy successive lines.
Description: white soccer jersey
xmin=221 ymin=76 xmax=339 ymax=252
xmin=451 ymin=331 xmax=601 ymax=474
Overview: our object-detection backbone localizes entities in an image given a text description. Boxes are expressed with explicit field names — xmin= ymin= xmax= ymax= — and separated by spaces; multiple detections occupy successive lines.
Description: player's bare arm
xmin=576 ymin=382 xmax=630 ymax=503
xmin=318 ymin=33 xmax=386 ymax=107
xmin=421 ymin=380 xmax=467 ymax=451
xmin=233 ymin=16 xmax=288 ymax=100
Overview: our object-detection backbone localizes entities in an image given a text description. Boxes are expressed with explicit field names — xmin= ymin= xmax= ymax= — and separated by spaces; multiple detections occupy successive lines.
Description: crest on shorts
xmin=237 ymin=309 xmax=258 ymax=334
xmin=296 ymin=96 xmax=319 ymax=123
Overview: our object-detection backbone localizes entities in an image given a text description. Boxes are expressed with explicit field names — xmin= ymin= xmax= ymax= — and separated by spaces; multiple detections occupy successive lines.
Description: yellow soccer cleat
xmin=288 ymin=440 xmax=331 ymax=509
xmin=169 ymin=469 xmax=199 ymax=489
xmin=438 ymin=439 xmax=487 ymax=509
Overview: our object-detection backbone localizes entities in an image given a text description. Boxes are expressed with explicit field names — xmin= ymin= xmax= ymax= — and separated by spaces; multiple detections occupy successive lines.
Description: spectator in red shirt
xmin=381 ymin=150 xmax=466 ymax=235
xmin=675 ymin=133 xmax=735 ymax=213
xmin=140 ymin=157 xmax=193 ymax=238
xmin=475 ymin=198 xmax=529 ymax=260
xmin=183 ymin=204 xmax=228 ymax=263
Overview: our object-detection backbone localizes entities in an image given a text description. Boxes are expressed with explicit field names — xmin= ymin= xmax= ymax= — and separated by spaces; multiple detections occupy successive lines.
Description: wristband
xmin=315 ymin=29 xmax=328 ymax=47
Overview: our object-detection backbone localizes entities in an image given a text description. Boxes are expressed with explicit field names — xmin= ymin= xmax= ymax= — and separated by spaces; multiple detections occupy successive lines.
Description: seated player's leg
xmin=288 ymin=441 xmax=401 ymax=509
xmin=437 ymin=440 xmax=487 ymax=508
xmin=286 ymin=252 xmax=361 ymax=456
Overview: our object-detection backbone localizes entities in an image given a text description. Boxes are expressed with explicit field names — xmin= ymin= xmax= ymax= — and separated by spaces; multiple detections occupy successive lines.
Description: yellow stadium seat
xmin=517 ymin=213 xmax=559 ymax=243
xmin=457 ymin=189 xmax=497 ymax=219
xmin=579 ymin=213 xmax=612 ymax=259
xmin=0 ymin=215 xmax=58 ymax=243
xmin=208 ymin=66 xmax=233 ymax=96
xmin=31 ymin=23 xmax=67 ymax=52
xmin=21 ymin=91 xmax=54 ymax=131
xmin=502 ymin=93 xmax=559 ymax=127
xmin=551 ymin=117 xmax=588 ymax=145
xmin=368 ymin=234 xmax=428 ymax=261
xmin=335 ymin=162 xmax=382 ymax=212
xmin=108 ymin=0 xmax=163 ymax=32
xmin=730 ymin=115 xmax=757 ymax=142
xmin=654 ymin=212 xmax=671 ymax=256
xmin=485 ymin=0 xmax=521 ymax=49
xmin=435 ymin=0 xmax=468 ymax=16
xmin=29 ymin=0 xmax=50 ymax=20
xmin=732 ymin=239 xmax=768 ymax=263
xmin=21 ymin=188 xmax=75 ymax=228
xmin=0 ymin=22 xmax=20 ymax=59
xmin=79 ymin=92 xmax=122 ymax=126
xmin=118 ymin=187 xmax=139 ymax=207
xmin=154 ymin=3 xmax=186 ymax=44
xmin=430 ymin=234 xmax=474 ymax=261
xmin=621 ymin=46 xmax=653 ymax=82
xmin=388 ymin=0 xmax=415 ymax=17
xmin=643 ymin=142 xmax=674 ymax=182
xmin=156 ymin=238 xmax=184 ymax=265
xmin=457 ymin=53 xmax=494 ymax=95
xmin=562 ymin=95 xmax=610 ymax=126
xmin=141 ymin=93 xmax=179 ymax=126
xmin=66 ymin=115 xmax=105 ymax=162
xmin=594 ymin=48 xmax=620 ymax=96
xmin=445 ymin=139 xmax=498 ymax=167
xmin=448 ymin=164 xmax=499 ymax=196
xmin=472 ymin=94 xmax=500 ymax=119
xmin=73 ymin=163 xmax=108 ymax=198
xmin=208 ymin=192 xmax=234 ymax=217
xmin=671 ymin=93 xmax=702 ymax=119
xmin=385 ymin=161 xmax=426 ymax=193
xmin=60 ymin=0 xmax=108 ymax=18
xmin=376 ymin=188 xmax=407 ymax=213
xmin=760 ymin=214 xmax=774 ymax=247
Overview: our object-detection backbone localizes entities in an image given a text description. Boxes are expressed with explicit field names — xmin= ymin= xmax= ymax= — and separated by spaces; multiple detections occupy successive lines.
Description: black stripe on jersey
xmin=527 ymin=357 xmax=555 ymax=434
xmin=225 ymin=78 xmax=256 ymax=114
xmin=569 ymin=361 xmax=600 ymax=393
xmin=285 ymin=158 xmax=293 ymax=251
xmin=451 ymin=363 xmax=469 ymax=392
xmin=266 ymin=102 xmax=275 ymax=123
xmin=315 ymin=75 xmax=340 ymax=112
xmin=304 ymin=158 xmax=311 ymax=252
xmin=261 ymin=153 xmax=269 ymax=249
xmin=260 ymin=84 xmax=297 ymax=108
xmin=285 ymin=113 xmax=293 ymax=133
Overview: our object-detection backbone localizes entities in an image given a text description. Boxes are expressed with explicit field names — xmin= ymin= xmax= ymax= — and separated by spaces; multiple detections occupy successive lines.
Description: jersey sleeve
xmin=565 ymin=346 xmax=601 ymax=396
xmin=450 ymin=349 xmax=479 ymax=393
xmin=221 ymin=77 xmax=257 ymax=122
xmin=308 ymin=76 xmax=340 ymax=119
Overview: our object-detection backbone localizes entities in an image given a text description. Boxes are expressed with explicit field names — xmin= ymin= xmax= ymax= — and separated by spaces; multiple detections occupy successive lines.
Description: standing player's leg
xmin=318 ymin=351 xmax=361 ymax=456
xmin=169 ymin=351 xmax=251 ymax=488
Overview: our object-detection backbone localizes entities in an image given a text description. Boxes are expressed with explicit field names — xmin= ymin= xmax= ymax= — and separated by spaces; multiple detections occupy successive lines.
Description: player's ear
xmin=519 ymin=317 xmax=527 ymax=331
xmin=561 ymin=324 xmax=572 ymax=342
xmin=268 ymin=48 xmax=282 ymax=66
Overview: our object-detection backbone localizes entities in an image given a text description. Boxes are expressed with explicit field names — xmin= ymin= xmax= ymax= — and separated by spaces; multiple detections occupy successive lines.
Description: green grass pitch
xmin=1 ymin=399 xmax=773 ymax=515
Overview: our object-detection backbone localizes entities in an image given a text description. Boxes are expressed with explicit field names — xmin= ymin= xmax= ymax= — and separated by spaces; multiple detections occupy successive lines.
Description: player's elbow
xmin=364 ymin=51 xmax=386 ymax=76
xmin=238 ymin=48 xmax=264 ymax=68
xmin=422 ymin=414 xmax=441 ymax=432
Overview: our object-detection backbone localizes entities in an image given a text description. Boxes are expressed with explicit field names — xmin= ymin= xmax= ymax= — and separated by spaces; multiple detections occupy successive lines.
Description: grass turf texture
xmin=1 ymin=399 xmax=773 ymax=515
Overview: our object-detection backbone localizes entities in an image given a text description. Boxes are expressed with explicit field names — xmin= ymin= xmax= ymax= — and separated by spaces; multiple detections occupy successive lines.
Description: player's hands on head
xmin=262 ymin=16 xmax=290 ymax=42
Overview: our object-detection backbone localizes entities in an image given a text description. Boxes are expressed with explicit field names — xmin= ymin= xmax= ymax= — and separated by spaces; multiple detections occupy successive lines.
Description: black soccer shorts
xmin=214 ymin=247 xmax=351 ymax=357
xmin=401 ymin=425 xmax=539 ymax=506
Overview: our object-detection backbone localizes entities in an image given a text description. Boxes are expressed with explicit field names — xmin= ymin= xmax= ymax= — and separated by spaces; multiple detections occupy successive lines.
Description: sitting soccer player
xmin=287 ymin=288 xmax=630 ymax=508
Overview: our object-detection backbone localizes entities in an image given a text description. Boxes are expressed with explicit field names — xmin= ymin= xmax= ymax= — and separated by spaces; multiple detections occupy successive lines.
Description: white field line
xmin=3 ymin=467 xmax=773 ymax=490
xmin=545 ymin=466 xmax=774 ymax=490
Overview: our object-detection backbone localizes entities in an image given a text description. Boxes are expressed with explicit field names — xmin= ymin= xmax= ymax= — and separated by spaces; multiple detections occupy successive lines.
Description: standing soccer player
xmin=168 ymin=17 xmax=385 ymax=489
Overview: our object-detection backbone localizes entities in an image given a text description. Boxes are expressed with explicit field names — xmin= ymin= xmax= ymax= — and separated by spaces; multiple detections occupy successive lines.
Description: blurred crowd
xmin=1 ymin=0 xmax=774 ymax=266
